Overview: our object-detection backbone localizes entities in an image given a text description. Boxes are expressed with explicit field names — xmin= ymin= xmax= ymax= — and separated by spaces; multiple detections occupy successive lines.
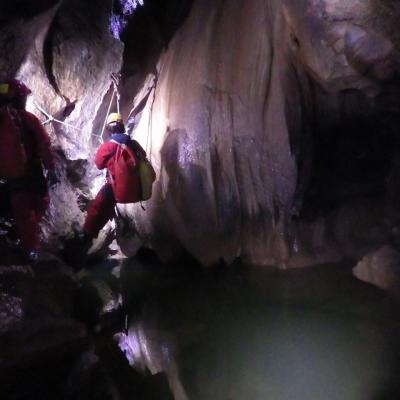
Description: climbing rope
xmin=126 ymin=72 xmax=159 ymax=160
xmin=111 ymin=73 xmax=121 ymax=114
xmin=32 ymin=100 xmax=87 ymax=152
xmin=145 ymin=73 xmax=158 ymax=159
xmin=99 ymin=88 xmax=116 ymax=143
xmin=33 ymin=73 xmax=122 ymax=145
xmin=99 ymin=73 xmax=122 ymax=143
xmin=33 ymin=72 xmax=156 ymax=151
xmin=33 ymin=100 xmax=84 ymax=133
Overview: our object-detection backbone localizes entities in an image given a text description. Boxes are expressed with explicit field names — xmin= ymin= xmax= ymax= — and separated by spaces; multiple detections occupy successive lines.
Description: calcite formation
xmin=118 ymin=0 xmax=400 ymax=266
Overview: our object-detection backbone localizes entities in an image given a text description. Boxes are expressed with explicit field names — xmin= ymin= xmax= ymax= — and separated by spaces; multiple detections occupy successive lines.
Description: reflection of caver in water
xmin=82 ymin=113 xmax=148 ymax=249
xmin=0 ymin=79 xmax=56 ymax=264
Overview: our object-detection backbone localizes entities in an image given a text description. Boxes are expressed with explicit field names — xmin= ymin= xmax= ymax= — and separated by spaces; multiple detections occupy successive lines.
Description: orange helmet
xmin=0 ymin=79 xmax=31 ymax=99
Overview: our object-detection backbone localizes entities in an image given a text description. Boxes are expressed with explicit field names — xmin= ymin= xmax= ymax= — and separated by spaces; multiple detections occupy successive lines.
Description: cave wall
xmin=2 ymin=0 xmax=400 ymax=267
xmin=119 ymin=0 xmax=296 ymax=266
xmin=0 ymin=0 xmax=124 ymax=246
xmin=1 ymin=0 xmax=123 ymax=157
xmin=117 ymin=0 xmax=400 ymax=267
xmin=16 ymin=0 xmax=123 ymax=159
xmin=0 ymin=2 xmax=59 ymax=80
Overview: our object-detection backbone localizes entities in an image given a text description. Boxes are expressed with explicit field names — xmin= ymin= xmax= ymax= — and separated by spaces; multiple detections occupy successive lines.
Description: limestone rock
xmin=0 ymin=258 xmax=87 ymax=399
xmin=353 ymin=245 xmax=400 ymax=296
xmin=118 ymin=0 xmax=400 ymax=267
xmin=17 ymin=0 xmax=124 ymax=159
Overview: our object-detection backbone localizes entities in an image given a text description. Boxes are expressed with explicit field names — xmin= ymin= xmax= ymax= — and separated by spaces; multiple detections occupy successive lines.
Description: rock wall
xmin=16 ymin=0 xmax=123 ymax=158
xmin=118 ymin=0 xmax=400 ymax=267
xmin=1 ymin=0 xmax=123 ymax=156
xmin=0 ymin=0 xmax=124 ymax=246
xmin=2 ymin=0 xmax=400 ymax=267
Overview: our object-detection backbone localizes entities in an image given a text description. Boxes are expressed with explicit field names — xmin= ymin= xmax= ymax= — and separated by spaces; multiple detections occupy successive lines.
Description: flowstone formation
xmin=117 ymin=0 xmax=400 ymax=267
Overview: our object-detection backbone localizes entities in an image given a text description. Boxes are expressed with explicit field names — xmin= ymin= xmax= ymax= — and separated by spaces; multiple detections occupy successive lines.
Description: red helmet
xmin=0 ymin=79 xmax=31 ymax=99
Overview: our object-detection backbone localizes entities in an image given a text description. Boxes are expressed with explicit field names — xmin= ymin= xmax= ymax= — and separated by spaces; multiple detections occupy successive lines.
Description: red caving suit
xmin=84 ymin=133 xmax=146 ymax=238
xmin=7 ymin=110 xmax=54 ymax=253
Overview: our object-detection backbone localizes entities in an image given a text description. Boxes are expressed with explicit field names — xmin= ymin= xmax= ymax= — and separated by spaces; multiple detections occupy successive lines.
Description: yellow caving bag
xmin=138 ymin=158 xmax=156 ymax=201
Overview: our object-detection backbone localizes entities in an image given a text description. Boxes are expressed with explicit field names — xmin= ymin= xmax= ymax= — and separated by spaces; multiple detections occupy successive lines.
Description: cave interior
xmin=1 ymin=0 xmax=400 ymax=399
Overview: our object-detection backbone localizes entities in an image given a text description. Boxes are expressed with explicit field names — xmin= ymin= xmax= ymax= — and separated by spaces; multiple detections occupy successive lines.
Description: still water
xmin=88 ymin=259 xmax=400 ymax=400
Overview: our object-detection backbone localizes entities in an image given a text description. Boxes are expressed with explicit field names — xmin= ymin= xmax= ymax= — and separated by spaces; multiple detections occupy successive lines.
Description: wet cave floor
xmin=80 ymin=256 xmax=400 ymax=400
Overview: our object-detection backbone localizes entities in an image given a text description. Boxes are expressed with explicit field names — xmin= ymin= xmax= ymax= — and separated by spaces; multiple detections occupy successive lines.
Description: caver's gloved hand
xmin=46 ymin=169 xmax=59 ymax=187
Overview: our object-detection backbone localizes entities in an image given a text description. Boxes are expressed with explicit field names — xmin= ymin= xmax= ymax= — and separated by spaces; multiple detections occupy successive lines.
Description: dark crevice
xmin=0 ymin=0 xmax=60 ymax=21
xmin=116 ymin=0 xmax=194 ymax=120
xmin=43 ymin=15 xmax=72 ymax=106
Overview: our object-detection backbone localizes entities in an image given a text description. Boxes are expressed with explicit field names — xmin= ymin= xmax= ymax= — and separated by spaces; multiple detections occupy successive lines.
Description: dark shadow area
xmin=300 ymin=88 xmax=400 ymax=223
xmin=0 ymin=0 xmax=59 ymax=21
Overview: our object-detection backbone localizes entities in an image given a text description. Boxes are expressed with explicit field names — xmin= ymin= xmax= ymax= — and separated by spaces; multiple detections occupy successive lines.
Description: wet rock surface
xmin=0 ymin=252 xmax=86 ymax=399
xmin=0 ymin=245 xmax=174 ymax=399
xmin=353 ymin=244 xmax=400 ymax=297
xmin=116 ymin=0 xmax=400 ymax=267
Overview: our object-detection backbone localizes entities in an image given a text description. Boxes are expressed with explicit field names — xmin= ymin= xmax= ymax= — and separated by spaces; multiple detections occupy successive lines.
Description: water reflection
xmin=108 ymin=260 xmax=400 ymax=399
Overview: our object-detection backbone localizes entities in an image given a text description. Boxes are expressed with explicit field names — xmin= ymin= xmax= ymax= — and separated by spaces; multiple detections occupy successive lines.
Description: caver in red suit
xmin=0 ymin=79 xmax=55 ymax=262
xmin=84 ymin=120 xmax=146 ymax=239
